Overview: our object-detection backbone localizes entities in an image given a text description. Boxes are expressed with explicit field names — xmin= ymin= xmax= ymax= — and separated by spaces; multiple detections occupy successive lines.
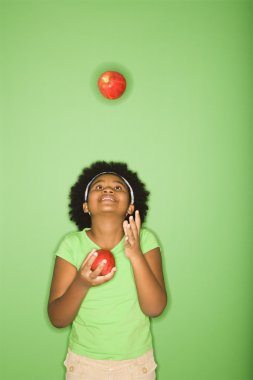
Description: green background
xmin=1 ymin=1 xmax=252 ymax=379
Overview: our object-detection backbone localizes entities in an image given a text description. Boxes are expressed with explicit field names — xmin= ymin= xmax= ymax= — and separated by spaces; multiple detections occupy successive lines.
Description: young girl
xmin=48 ymin=161 xmax=167 ymax=380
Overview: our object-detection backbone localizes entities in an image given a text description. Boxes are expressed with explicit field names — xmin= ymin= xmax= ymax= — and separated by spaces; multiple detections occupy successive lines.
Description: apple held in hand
xmin=98 ymin=71 xmax=126 ymax=100
xmin=91 ymin=250 xmax=115 ymax=276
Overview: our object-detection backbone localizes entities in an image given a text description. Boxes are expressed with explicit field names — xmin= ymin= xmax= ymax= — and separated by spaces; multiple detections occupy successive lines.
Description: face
xmin=83 ymin=174 xmax=134 ymax=218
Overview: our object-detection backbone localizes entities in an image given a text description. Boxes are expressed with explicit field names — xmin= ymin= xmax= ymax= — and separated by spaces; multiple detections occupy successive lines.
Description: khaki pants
xmin=64 ymin=349 xmax=157 ymax=380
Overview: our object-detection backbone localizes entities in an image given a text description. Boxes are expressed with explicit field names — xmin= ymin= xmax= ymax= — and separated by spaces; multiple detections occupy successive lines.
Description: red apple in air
xmin=91 ymin=249 xmax=115 ymax=276
xmin=98 ymin=71 xmax=126 ymax=100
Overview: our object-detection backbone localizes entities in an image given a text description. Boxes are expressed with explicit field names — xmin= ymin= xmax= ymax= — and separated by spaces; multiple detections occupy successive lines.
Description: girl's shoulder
xmin=58 ymin=229 xmax=83 ymax=244
xmin=55 ymin=230 xmax=85 ymax=269
xmin=140 ymin=226 xmax=158 ymax=238
xmin=55 ymin=230 xmax=84 ymax=256
xmin=140 ymin=227 xmax=160 ymax=253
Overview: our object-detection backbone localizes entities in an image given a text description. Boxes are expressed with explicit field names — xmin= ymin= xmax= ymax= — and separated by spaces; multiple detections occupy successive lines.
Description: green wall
xmin=1 ymin=1 xmax=252 ymax=379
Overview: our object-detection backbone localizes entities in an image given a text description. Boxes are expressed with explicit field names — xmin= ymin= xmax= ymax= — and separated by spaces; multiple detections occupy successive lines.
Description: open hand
xmin=123 ymin=210 xmax=142 ymax=259
xmin=78 ymin=249 xmax=116 ymax=288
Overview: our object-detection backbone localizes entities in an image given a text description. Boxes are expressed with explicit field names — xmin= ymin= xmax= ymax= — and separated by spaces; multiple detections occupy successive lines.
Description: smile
xmin=100 ymin=195 xmax=116 ymax=202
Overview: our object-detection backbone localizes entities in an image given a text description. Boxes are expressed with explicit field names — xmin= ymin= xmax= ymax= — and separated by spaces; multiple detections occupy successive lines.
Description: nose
xmin=102 ymin=186 xmax=114 ymax=194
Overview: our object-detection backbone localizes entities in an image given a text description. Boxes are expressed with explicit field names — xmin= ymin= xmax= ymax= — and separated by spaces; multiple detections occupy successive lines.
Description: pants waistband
xmin=67 ymin=349 xmax=154 ymax=369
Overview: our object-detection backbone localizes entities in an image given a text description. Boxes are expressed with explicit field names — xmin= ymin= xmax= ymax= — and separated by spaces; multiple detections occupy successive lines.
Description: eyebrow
xmin=91 ymin=179 xmax=127 ymax=188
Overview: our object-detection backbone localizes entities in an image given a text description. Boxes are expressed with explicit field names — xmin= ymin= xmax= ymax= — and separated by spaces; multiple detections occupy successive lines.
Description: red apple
xmin=90 ymin=249 xmax=115 ymax=276
xmin=98 ymin=71 xmax=126 ymax=100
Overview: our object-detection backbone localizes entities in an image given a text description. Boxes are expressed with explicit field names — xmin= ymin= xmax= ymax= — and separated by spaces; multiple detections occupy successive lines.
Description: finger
xmin=126 ymin=223 xmax=135 ymax=245
xmin=86 ymin=251 xmax=99 ymax=269
xmin=123 ymin=220 xmax=135 ymax=246
xmin=81 ymin=249 xmax=97 ymax=269
xmin=129 ymin=215 xmax=138 ymax=239
xmin=135 ymin=210 xmax=141 ymax=234
xmin=124 ymin=234 xmax=131 ymax=248
xmin=123 ymin=220 xmax=129 ymax=238
xmin=90 ymin=258 xmax=108 ymax=278
xmin=95 ymin=267 xmax=117 ymax=284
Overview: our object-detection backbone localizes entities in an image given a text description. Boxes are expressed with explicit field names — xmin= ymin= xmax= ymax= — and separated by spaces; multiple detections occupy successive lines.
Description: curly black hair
xmin=69 ymin=161 xmax=150 ymax=230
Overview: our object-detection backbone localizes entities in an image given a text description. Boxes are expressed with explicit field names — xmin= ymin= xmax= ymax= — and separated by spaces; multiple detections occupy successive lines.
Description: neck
xmin=87 ymin=215 xmax=125 ymax=251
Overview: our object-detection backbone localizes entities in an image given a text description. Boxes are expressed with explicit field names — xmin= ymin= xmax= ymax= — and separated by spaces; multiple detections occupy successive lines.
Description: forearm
xmin=48 ymin=275 xmax=89 ymax=328
xmin=130 ymin=253 xmax=167 ymax=317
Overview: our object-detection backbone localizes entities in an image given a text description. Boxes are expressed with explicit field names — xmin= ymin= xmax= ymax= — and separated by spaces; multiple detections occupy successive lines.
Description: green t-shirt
xmin=55 ymin=227 xmax=160 ymax=360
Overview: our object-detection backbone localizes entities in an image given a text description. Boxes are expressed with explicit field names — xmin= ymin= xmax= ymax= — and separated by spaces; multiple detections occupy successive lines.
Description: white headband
xmin=84 ymin=172 xmax=134 ymax=204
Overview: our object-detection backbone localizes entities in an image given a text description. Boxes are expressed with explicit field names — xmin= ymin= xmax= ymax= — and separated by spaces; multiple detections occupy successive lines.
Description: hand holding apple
xmin=78 ymin=249 xmax=116 ymax=288
xmin=91 ymin=250 xmax=116 ymax=276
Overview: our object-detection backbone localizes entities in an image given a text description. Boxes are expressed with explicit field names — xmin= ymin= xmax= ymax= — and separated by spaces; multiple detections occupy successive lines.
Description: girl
xmin=48 ymin=161 xmax=167 ymax=380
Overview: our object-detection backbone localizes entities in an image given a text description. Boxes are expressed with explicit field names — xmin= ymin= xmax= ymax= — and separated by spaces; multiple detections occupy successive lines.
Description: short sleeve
xmin=140 ymin=228 xmax=160 ymax=254
xmin=55 ymin=233 xmax=79 ymax=268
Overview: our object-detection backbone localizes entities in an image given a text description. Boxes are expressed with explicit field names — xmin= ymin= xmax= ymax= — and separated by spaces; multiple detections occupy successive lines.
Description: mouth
xmin=100 ymin=195 xmax=116 ymax=202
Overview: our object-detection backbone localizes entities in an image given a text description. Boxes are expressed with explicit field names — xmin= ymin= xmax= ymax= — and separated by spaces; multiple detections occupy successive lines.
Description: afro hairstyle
xmin=69 ymin=161 xmax=150 ymax=230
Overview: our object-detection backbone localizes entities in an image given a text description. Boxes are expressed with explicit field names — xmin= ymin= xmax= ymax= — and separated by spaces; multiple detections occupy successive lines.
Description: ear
xmin=83 ymin=202 xmax=89 ymax=213
xmin=127 ymin=204 xmax=135 ymax=216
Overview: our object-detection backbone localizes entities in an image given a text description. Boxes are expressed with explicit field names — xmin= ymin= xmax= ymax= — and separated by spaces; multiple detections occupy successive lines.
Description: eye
xmin=95 ymin=185 xmax=103 ymax=190
xmin=114 ymin=185 xmax=122 ymax=191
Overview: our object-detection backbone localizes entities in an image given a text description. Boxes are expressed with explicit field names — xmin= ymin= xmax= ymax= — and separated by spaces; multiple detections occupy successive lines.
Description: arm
xmin=129 ymin=247 xmax=167 ymax=317
xmin=123 ymin=211 xmax=167 ymax=317
xmin=47 ymin=250 xmax=116 ymax=328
